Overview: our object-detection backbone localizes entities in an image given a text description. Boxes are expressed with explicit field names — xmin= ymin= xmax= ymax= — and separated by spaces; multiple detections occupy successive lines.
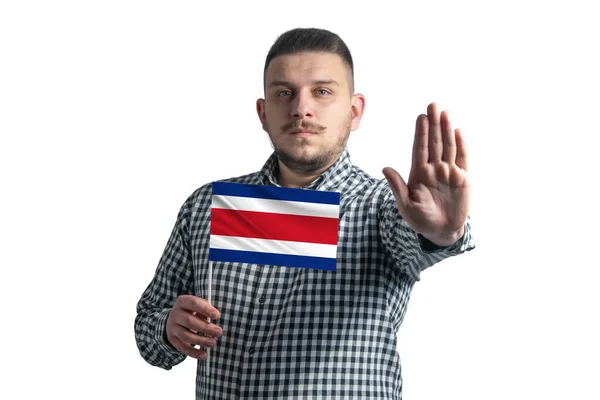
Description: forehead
xmin=265 ymin=52 xmax=349 ymax=86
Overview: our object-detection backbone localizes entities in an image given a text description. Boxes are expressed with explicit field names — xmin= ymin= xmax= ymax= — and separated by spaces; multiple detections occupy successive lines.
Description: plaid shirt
xmin=135 ymin=148 xmax=475 ymax=399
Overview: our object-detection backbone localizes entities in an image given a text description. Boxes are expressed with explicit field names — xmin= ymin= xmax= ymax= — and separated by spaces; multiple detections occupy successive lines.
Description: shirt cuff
xmin=155 ymin=309 xmax=183 ymax=358
xmin=417 ymin=231 xmax=465 ymax=253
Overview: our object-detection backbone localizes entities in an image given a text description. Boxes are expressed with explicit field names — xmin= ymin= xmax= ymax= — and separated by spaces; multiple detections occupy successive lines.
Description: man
xmin=135 ymin=27 xmax=475 ymax=399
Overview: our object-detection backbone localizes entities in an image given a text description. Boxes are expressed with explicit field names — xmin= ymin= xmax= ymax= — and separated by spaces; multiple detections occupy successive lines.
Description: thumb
xmin=382 ymin=167 xmax=410 ymax=213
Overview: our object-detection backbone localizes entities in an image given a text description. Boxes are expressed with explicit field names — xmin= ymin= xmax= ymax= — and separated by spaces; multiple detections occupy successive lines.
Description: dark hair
xmin=263 ymin=28 xmax=354 ymax=92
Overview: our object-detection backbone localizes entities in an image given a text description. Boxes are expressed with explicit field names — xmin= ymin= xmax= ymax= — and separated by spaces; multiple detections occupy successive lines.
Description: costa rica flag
xmin=208 ymin=181 xmax=341 ymax=271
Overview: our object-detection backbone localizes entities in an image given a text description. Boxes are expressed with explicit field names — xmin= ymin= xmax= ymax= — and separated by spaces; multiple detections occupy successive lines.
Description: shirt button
xmin=248 ymin=347 xmax=255 ymax=355
xmin=259 ymin=295 xmax=266 ymax=304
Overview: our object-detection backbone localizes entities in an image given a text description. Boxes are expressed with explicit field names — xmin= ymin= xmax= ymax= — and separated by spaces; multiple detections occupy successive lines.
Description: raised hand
xmin=382 ymin=102 xmax=470 ymax=247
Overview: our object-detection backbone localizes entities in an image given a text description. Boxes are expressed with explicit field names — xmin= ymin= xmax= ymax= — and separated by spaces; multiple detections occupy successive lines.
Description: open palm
xmin=383 ymin=103 xmax=470 ymax=245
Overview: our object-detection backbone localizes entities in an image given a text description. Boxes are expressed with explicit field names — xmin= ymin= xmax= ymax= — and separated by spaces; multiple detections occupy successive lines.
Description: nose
xmin=290 ymin=90 xmax=314 ymax=119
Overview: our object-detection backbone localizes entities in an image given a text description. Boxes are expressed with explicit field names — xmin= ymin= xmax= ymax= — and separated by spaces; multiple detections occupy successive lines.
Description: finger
xmin=382 ymin=167 xmax=409 ymax=214
xmin=180 ymin=312 xmax=223 ymax=337
xmin=455 ymin=128 xmax=468 ymax=170
xmin=427 ymin=103 xmax=443 ymax=162
xmin=178 ymin=328 xmax=218 ymax=349
xmin=177 ymin=295 xmax=220 ymax=320
xmin=440 ymin=110 xmax=456 ymax=164
xmin=412 ymin=114 xmax=428 ymax=168
xmin=170 ymin=335 xmax=209 ymax=360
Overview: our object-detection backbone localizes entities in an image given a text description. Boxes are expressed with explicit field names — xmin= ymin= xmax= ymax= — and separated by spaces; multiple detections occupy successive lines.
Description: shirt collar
xmin=259 ymin=147 xmax=354 ymax=192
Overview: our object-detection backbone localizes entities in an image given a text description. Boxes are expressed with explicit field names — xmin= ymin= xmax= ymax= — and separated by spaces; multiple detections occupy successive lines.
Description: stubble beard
xmin=267 ymin=114 xmax=352 ymax=175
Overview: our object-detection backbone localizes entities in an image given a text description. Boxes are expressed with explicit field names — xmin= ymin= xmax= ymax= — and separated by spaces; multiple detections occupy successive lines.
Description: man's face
xmin=257 ymin=52 xmax=365 ymax=174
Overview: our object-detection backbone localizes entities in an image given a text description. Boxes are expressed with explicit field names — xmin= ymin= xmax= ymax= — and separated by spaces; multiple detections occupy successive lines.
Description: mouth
xmin=290 ymin=129 xmax=317 ymax=138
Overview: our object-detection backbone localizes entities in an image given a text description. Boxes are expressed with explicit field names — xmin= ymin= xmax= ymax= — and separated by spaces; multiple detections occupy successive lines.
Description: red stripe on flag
xmin=210 ymin=209 xmax=338 ymax=245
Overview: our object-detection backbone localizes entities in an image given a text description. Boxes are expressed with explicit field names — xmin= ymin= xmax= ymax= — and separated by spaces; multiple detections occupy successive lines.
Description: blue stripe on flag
xmin=212 ymin=181 xmax=340 ymax=205
xmin=208 ymin=248 xmax=336 ymax=271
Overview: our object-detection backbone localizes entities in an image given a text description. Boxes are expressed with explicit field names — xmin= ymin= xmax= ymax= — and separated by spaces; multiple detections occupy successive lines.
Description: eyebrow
xmin=268 ymin=79 xmax=340 ymax=89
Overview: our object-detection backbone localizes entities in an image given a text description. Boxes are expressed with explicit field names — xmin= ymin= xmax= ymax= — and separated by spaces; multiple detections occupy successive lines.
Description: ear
xmin=256 ymin=98 xmax=267 ymax=131
xmin=350 ymin=93 xmax=366 ymax=131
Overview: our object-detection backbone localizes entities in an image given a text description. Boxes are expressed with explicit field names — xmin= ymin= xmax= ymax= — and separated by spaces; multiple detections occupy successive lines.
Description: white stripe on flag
xmin=212 ymin=195 xmax=339 ymax=218
xmin=210 ymin=235 xmax=338 ymax=259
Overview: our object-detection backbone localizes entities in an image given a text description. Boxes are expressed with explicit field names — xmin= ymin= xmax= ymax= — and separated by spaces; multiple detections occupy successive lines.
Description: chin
xmin=285 ymin=146 xmax=319 ymax=161
xmin=276 ymin=147 xmax=332 ymax=173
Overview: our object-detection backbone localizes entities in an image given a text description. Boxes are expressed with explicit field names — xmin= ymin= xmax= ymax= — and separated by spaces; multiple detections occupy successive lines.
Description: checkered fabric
xmin=135 ymin=148 xmax=475 ymax=399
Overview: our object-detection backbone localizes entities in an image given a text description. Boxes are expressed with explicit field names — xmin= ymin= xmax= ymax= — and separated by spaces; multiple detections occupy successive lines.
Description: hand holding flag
xmin=164 ymin=295 xmax=222 ymax=360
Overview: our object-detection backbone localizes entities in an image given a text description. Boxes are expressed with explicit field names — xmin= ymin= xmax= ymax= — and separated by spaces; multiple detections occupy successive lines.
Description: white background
xmin=1 ymin=1 xmax=599 ymax=399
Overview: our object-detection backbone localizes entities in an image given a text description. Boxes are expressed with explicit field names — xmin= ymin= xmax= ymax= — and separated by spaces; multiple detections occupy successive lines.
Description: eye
xmin=277 ymin=90 xmax=293 ymax=97
xmin=315 ymin=89 xmax=331 ymax=96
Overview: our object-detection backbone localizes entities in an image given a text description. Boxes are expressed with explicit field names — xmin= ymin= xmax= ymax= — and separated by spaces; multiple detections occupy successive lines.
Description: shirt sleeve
xmin=134 ymin=197 xmax=195 ymax=370
xmin=378 ymin=188 xmax=475 ymax=281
